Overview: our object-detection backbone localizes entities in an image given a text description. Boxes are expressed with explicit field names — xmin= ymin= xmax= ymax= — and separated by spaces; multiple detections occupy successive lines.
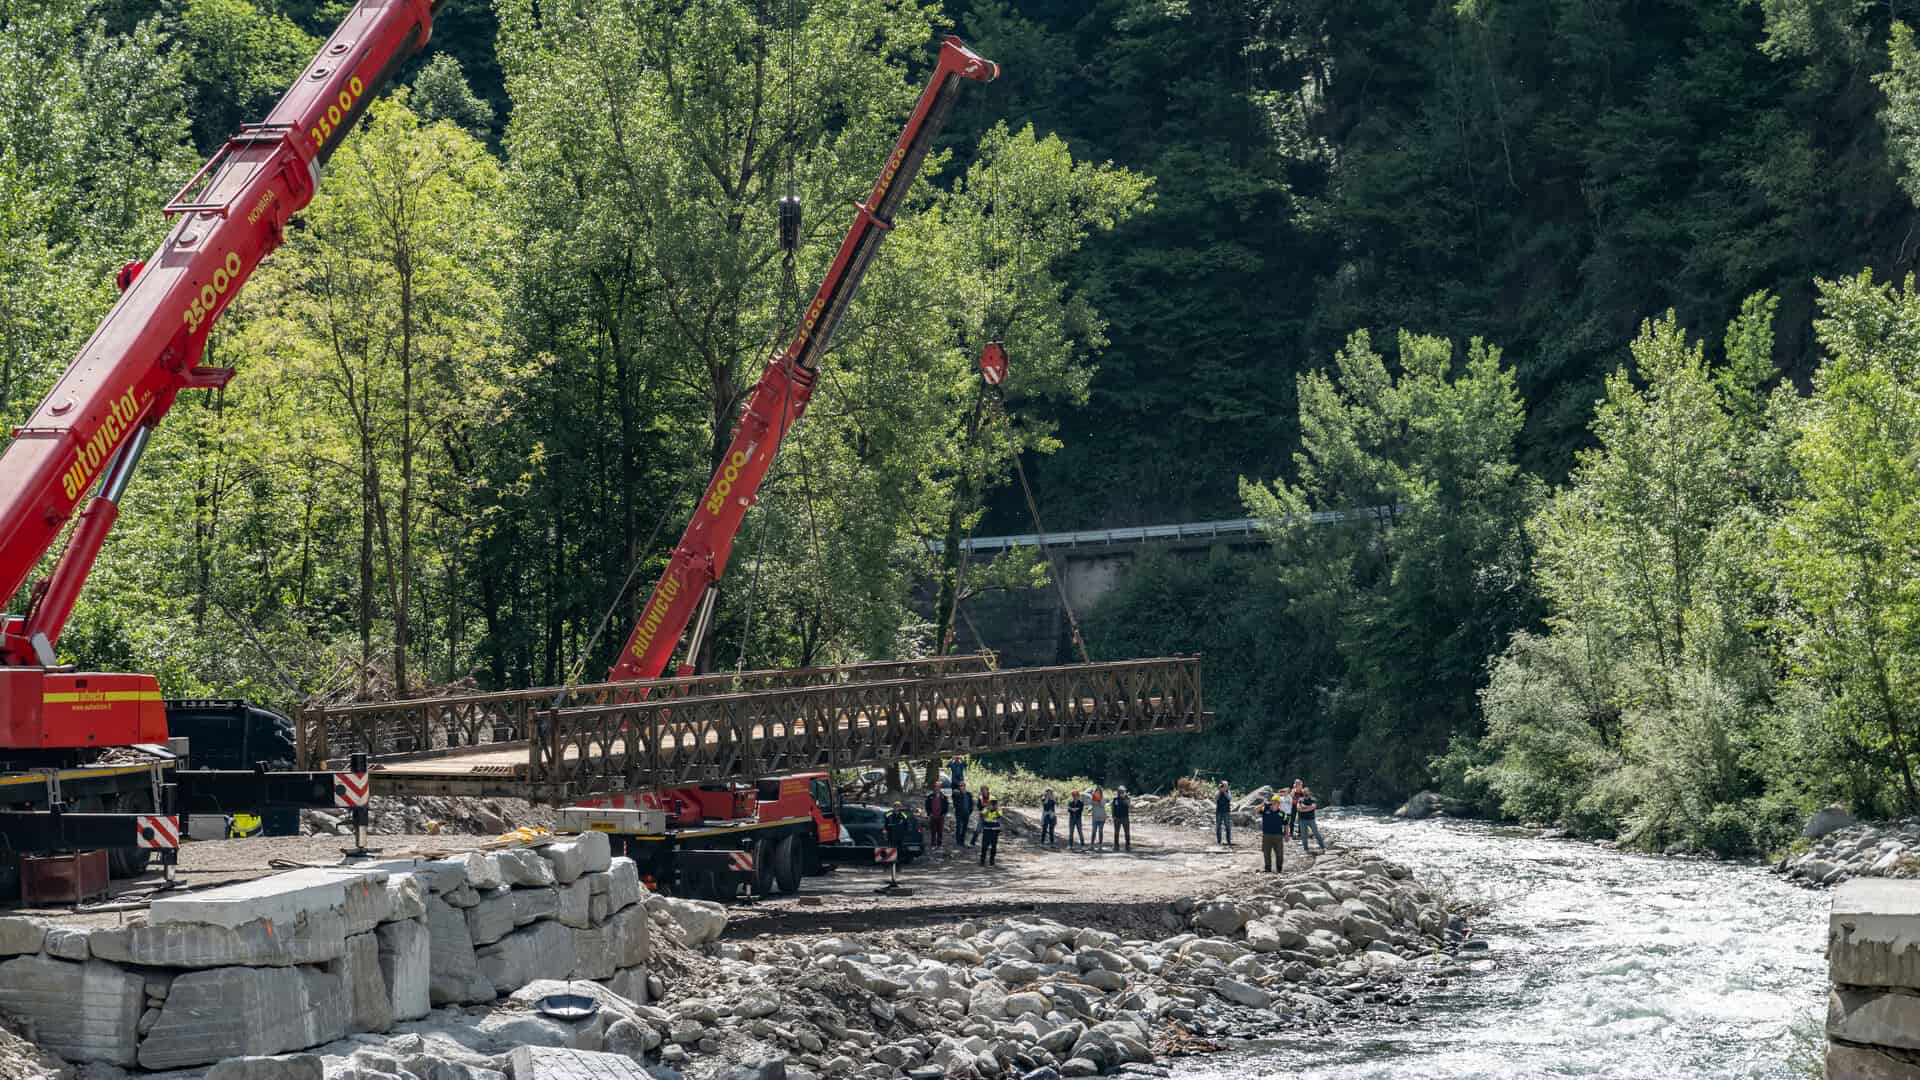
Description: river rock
xmin=1808 ymin=806 xmax=1859 ymax=841
xmin=1189 ymin=902 xmax=1248 ymax=935
xmin=1394 ymin=791 xmax=1445 ymax=820
xmin=1246 ymin=919 xmax=1307 ymax=952
xmin=205 ymin=1054 xmax=324 ymax=1080
xmin=1212 ymin=977 xmax=1270 ymax=1008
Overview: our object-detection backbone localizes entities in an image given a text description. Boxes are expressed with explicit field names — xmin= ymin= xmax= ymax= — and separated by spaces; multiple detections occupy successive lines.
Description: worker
xmin=924 ymin=785 xmax=948 ymax=852
xmin=1089 ymin=786 xmax=1107 ymax=849
xmin=1297 ymin=785 xmax=1328 ymax=853
xmin=952 ymin=781 xmax=976 ymax=847
xmin=949 ymin=756 xmax=967 ymax=789
xmin=1040 ymin=787 xmax=1058 ymax=846
xmin=979 ymin=797 xmax=1003 ymax=866
xmin=1261 ymin=795 xmax=1287 ymax=872
xmin=1214 ymin=781 xmax=1233 ymax=846
xmin=885 ymin=800 xmax=912 ymax=859
xmin=1111 ymin=787 xmax=1132 ymax=851
xmin=1067 ymin=789 xmax=1086 ymax=849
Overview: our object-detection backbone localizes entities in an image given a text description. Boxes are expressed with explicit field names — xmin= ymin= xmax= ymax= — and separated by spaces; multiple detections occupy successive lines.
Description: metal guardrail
xmin=520 ymin=655 xmax=1206 ymax=801
xmin=941 ymin=507 xmax=1396 ymax=556
xmin=294 ymin=655 xmax=995 ymax=769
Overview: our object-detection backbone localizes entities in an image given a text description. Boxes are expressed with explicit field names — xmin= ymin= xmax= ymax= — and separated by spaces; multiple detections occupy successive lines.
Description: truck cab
xmin=753 ymin=772 xmax=842 ymax=846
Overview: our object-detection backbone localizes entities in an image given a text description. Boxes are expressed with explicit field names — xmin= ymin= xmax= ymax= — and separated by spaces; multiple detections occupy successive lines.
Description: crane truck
xmin=547 ymin=37 xmax=1003 ymax=900
xmin=0 ymin=0 xmax=1000 ymax=903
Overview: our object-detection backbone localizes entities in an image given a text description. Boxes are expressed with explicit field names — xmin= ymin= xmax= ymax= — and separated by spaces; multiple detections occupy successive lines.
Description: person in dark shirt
xmin=1214 ymin=781 xmax=1233 ymax=846
xmin=1297 ymin=786 xmax=1327 ymax=853
xmin=1111 ymin=787 xmax=1132 ymax=851
xmin=1261 ymin=795 xmax=1288 ymax=872
xmin=1040 ymin=788 xmax=1058 ymax=847
xmin=952 ymin=782 xmax=975 ymax=847
xmin=924 ymin=786 xmax=948 ymax=852
xmin=884 ymin=801 xmax=911 ymax=854
xmin=1066 ymin=790 xmax=1086 ymax=849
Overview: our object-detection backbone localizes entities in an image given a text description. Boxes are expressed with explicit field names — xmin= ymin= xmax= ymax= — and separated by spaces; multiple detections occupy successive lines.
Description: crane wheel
xmin=754 ymin=838 xmax=777 ymax=896
xmin=773 ymin=835 xmax=802 ymax=894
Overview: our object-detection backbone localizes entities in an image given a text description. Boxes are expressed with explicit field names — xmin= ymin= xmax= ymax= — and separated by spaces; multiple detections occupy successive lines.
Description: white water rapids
xmin=1170 ymin=808 xmax=1828 ymax=1079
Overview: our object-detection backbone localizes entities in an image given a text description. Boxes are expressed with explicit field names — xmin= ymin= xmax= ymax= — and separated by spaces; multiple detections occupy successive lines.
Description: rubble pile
xmin=1136 ymin=785 xmax=1268 ymax=831
xmin=304 ymin=797 xmax=555 ymax=838
xmin=1779 ymin=808 xmax=1920 ymax=887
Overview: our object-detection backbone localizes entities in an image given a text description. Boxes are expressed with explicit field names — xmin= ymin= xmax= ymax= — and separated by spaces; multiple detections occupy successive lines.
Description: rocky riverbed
xmin=1777 ymin=808 xmax=1920 ymax=887
xmin=32 ymin=848 xmax=1464 ymax=1080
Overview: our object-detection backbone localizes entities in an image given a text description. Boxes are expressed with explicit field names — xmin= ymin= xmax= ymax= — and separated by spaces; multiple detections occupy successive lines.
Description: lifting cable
xmin=1003 ymin=407 xmax=1092 ymax=665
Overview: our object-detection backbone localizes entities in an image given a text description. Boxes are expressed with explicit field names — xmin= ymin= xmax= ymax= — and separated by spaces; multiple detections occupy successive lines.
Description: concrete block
xmin=44 ymin=927 xmax=90 ymax=960
xmin=374 ymin=917 xmax=431 ymax=1022
xmin=606 ymin=905 xmax=650 ymax=970
xmin=498 ymin=849 xmax=557 ymax=888
xmin=1833 ymin=880 xmax=1920 ymax=989
xmin=205 ymin=1054 xmax=324 ymax=1080
xmin=0 ymin=954 xmax=144 ymax=1065
xmin=602 ymin=967 xmax=649 ymax=1007
xmin=102 ymin=909 xmax=347 ymax=968
xmin=571 ymin=925 xmax=616 ymax=981
xmin=1829 ymin=1040 xmax=1920 ymax=1080
xmin=0 ymin=915 xmax=49 ymax=956
xmin=607 ymin=857 xmax=641 ymax=915
xmin=333 ymin=931 xmax=394 ymax=1033
xmin=559 ymin=878 xmax=594 ymax=929
xmin=150 ymin=866 xmax=377 ymax=930
xmin=540 ymin=832 xmax=612 ymax=883
xmin=476 ymin=920 xmax=576 ymax=994
xmin=138 ymin=964 xmax=349 ymax=1069
xmin=384 ymin=872 xmax=428 ymax=921
xmin=1832 ymin=988 xmax=1920 ymax=1052
xmin=466 ymin=887 xmax=516 ymax=945
xmin=509 ymin=1046 xmax=653 ymax=1079
xmin=455 ymin=852 xmax=503 ymax=891
xmin=514 ymin=885 xmax=560 ymax=926
xmin=426 ymin=896 xmax=494 ymax=1006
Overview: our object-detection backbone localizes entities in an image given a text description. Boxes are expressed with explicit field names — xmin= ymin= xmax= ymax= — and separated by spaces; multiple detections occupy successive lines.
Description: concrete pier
xmin=1829 ymin=879 xmax=1920 ymax=1077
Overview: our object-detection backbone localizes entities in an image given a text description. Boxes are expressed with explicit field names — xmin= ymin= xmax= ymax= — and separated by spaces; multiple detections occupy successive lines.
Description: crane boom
xmin=609 ymin=37 xmax=999 ymax=682
xmin=0 ymin=0 xmax=445 ymax=747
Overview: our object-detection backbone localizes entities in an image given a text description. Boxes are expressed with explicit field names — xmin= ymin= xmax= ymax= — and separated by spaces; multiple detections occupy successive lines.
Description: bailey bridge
xmin=297 ymin=654 xmax=1207 ymax=802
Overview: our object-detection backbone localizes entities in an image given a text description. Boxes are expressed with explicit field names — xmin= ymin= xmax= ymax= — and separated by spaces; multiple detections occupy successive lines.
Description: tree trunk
xmin=395 ymin=252 xmax=415 ymax=696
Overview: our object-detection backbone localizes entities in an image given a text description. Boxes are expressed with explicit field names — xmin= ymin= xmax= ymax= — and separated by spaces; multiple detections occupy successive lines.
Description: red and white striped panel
xmin=136 ymin=814 xmax=180 ymax=850
xmin=874 ymin=847 xmax=898 ymax=865
xmin=333 ymin=771 xmax=371 ymax=808
xmin=728 ymin=851 xmax=755 ymax=873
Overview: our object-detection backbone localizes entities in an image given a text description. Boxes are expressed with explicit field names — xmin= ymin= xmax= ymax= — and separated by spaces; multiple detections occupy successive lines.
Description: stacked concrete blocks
xmin=0 ymin=832 xmax=649 ymax=1071
xmin=1829 ymin=878 xmax=1920 ymax=1078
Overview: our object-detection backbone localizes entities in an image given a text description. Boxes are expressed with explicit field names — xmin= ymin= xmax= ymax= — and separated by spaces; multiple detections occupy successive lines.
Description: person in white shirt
xmin=1276 ymin=788 xmax=1295 ymax=837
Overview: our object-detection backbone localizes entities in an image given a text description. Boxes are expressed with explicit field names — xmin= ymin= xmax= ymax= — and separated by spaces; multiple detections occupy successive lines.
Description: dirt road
xmin=727 ymin=809 xmax=1356 ymax=939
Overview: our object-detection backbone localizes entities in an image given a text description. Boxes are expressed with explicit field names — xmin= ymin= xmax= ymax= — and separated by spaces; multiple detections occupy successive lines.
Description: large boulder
xmin=661 ymin=897 xmax=728 ymax=945
xmin=1394 ymin=791 xmax=1445 ymax=820
xmin=1806 ymin=805 xmax=1858 ymax=840
xmin=476 ymin=920 xmax=577 ymax=994
xmin=332 ymin=931 xmax=394 ymax=1033
xmin=205 ymin=1055 xmax=324 ymax=1080
xmin=376 ymin=916 xmax=432 ymax=1021
xmin=539 ymin=832 xmax=612 ymax=883
xmin=1189 ymin=901 xmax=1248 ymax=936
xmin=0 ymin=916 xmax=49 ymax=956
xmin=511 ymin=1046 xmax=653 ymax=1079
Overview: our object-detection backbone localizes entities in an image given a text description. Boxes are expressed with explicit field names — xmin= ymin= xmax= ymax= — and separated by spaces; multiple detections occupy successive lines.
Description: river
xmin=1171 ymin=807 xmax=1829 ymax=1079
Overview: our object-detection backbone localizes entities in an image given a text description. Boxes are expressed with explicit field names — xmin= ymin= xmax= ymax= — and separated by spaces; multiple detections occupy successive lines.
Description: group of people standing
xmin=922 ymin=758 xmax=1005 ymax=866
xmin=1036 ymin=785 xmax=1131 ymax=851
xmin=1214 ymin=779 xmax=1328 ymax=872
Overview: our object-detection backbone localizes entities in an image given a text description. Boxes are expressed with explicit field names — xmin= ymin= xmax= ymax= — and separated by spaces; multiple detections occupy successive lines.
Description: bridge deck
xmin=302 ymin=657 xmax=1206 ymax=802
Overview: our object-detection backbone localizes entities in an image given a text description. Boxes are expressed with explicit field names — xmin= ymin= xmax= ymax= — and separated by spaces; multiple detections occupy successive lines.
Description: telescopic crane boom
xmin=610 ymin=37 xmax=999 ymax=682
xmin=0 ymin=0 xmax=446 ymax=750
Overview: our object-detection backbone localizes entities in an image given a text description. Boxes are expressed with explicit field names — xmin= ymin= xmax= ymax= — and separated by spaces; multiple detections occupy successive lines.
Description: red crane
xmin=610 ymin=37 xmax=1000 ymax=682
xmin=0 ymin=0 xmax=446 ymax=754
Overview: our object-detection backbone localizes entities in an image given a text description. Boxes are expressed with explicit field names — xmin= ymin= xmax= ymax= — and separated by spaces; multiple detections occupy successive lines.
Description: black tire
xmin=773 ymin=835 xmax=802 ymax=894
xmin=753 ymin=839 xmax=777 ymax=896
xmin=75 ymin=792 xmax=153 ymax=880
xmin=683 ymin=869 xmax=720 ymax=900
xmin=0 ymin=854 xmax=19 ymax=902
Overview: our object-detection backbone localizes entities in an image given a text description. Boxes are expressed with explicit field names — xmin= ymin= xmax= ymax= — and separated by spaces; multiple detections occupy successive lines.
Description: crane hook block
xmin=115 ymin=262 xmax=145 ymax=292
xmin=778 ymin=194 xmax=802 ymax=253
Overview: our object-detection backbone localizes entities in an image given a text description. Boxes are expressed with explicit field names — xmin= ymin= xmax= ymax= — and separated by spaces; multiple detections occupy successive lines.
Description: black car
xmin=829 ymin=803 xmax=924 ymax=864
